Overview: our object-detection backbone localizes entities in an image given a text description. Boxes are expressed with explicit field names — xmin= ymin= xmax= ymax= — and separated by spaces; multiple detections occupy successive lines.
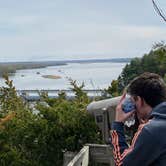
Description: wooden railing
xmin=64 ymin=144 xmax=114 ymax=166
xmin=66 ymin=146 xmax=89 ymax=166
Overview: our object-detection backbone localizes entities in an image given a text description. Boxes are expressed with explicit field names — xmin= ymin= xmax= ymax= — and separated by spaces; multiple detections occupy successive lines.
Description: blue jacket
xmin=111 ymin=102 xmax=166 ymax=166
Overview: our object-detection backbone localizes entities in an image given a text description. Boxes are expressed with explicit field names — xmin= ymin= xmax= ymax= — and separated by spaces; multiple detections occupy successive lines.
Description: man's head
xmin=127 ymin=72 xmax=166 ymax=120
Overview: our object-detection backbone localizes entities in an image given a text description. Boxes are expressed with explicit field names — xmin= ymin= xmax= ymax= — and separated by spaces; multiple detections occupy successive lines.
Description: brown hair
xmin=127 ymin=72 xmax=166 ymax=107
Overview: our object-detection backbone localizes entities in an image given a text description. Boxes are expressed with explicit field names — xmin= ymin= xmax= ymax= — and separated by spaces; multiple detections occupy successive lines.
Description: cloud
xmin=0 ymin=0 xmax=165 ymax=61
xmin=0 ymin=23 xmax=165 ymax=61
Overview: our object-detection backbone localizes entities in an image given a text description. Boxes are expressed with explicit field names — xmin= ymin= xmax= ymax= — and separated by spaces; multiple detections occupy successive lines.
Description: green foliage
xmin=0 ymin=74 xmax=25 ymax=114
xmin=69 ymin=79 xmax=90 ymax=104
xmin=0 ymin=76 xmax=101 ymax=165
xmin=117 ymin=42 xmax=166 ymax=92
xmin=103 ymin=80 xmax=119 ymax=98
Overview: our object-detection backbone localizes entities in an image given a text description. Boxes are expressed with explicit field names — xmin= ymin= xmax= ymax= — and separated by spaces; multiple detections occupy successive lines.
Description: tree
xmin=117 ymin=42 xmax=166 ymax=92
xmin=103 ymin=80 xmax=119 ymax=98
xmin=0 ymin=76 xmax=102 ymax=165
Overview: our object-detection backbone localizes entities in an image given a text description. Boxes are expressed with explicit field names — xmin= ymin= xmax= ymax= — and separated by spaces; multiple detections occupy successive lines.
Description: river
xmin=0 ymin=62 xmax=126 ymax=90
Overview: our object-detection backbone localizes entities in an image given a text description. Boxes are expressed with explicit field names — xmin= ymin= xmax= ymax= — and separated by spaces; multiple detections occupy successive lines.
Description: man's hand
xmin=115 ymin=93 xmax=135 ymax=123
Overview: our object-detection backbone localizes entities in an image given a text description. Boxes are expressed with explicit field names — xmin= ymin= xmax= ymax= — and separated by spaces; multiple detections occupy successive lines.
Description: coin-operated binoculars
xmin=87 ymin=96 xmax=121 ymax=143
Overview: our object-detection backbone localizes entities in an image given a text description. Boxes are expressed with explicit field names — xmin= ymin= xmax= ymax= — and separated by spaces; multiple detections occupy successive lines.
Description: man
xmin=111 ymin=72 xmax=166 ymax=166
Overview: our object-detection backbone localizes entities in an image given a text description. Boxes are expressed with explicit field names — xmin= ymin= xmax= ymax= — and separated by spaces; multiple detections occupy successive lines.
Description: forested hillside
xmin=104 ymin=42 xmax=166 ymax=96
xmin=118 ymin=43 xmax=166 ymax=92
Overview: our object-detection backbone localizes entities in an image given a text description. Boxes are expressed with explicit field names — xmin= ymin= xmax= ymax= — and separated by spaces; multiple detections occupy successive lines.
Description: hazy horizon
xmin=0 ymin=57 xmax=132 ymax=63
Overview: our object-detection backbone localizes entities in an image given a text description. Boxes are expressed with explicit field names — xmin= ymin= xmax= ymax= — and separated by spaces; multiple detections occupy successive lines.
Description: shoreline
xmin=0 ymin=62 xmax=67 ymax=77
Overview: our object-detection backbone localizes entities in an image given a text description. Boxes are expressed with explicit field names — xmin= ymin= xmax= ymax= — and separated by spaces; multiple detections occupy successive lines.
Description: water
xmin=0 ymin=62 xmax=126 ymax=90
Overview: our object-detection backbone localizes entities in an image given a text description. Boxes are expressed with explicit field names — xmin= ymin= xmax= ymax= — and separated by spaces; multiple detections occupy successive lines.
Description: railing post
xmin=63 ymin=151 xmax=77 ymax=166
xmin=87 ymin=144 xmax=114 ymax=165
xmin=67 ymin=146 xmax=89 ymax=166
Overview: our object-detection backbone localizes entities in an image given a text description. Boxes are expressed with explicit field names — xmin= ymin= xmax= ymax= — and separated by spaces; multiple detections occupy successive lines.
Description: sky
xmin=0 ymin=0 xmax=165 ymax=62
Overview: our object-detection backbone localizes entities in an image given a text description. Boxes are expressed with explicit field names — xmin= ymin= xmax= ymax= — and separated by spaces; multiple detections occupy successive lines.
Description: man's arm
xmin=111 ymin=122 xmax=161 ymax=166
xmin=111 ymin=122 xmax=128 ymax=154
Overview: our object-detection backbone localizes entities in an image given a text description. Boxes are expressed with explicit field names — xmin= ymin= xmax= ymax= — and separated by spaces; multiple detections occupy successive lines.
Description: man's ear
xmin=135 ymin=96 xmax=144 ymax=107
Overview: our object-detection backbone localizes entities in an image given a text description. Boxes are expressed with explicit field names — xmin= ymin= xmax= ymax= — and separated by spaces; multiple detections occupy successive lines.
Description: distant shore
xmin=0 ymin=58 xmax=132 ymax=64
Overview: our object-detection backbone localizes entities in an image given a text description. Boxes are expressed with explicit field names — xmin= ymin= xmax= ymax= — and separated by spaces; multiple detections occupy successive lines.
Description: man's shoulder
xmin=142 ymin=119 xmax=166 ymax=144
xmin=144 ymin=118 xmax=166 ymax=131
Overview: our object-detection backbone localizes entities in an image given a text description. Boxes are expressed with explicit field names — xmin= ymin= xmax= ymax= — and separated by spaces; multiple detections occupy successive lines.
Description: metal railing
xmin=17 ymin=89 xmax=104 ymax=101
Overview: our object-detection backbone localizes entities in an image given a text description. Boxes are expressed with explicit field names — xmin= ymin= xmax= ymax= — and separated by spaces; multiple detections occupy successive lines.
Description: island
xmin=42 ymin=75 xmax=61 ymax=79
